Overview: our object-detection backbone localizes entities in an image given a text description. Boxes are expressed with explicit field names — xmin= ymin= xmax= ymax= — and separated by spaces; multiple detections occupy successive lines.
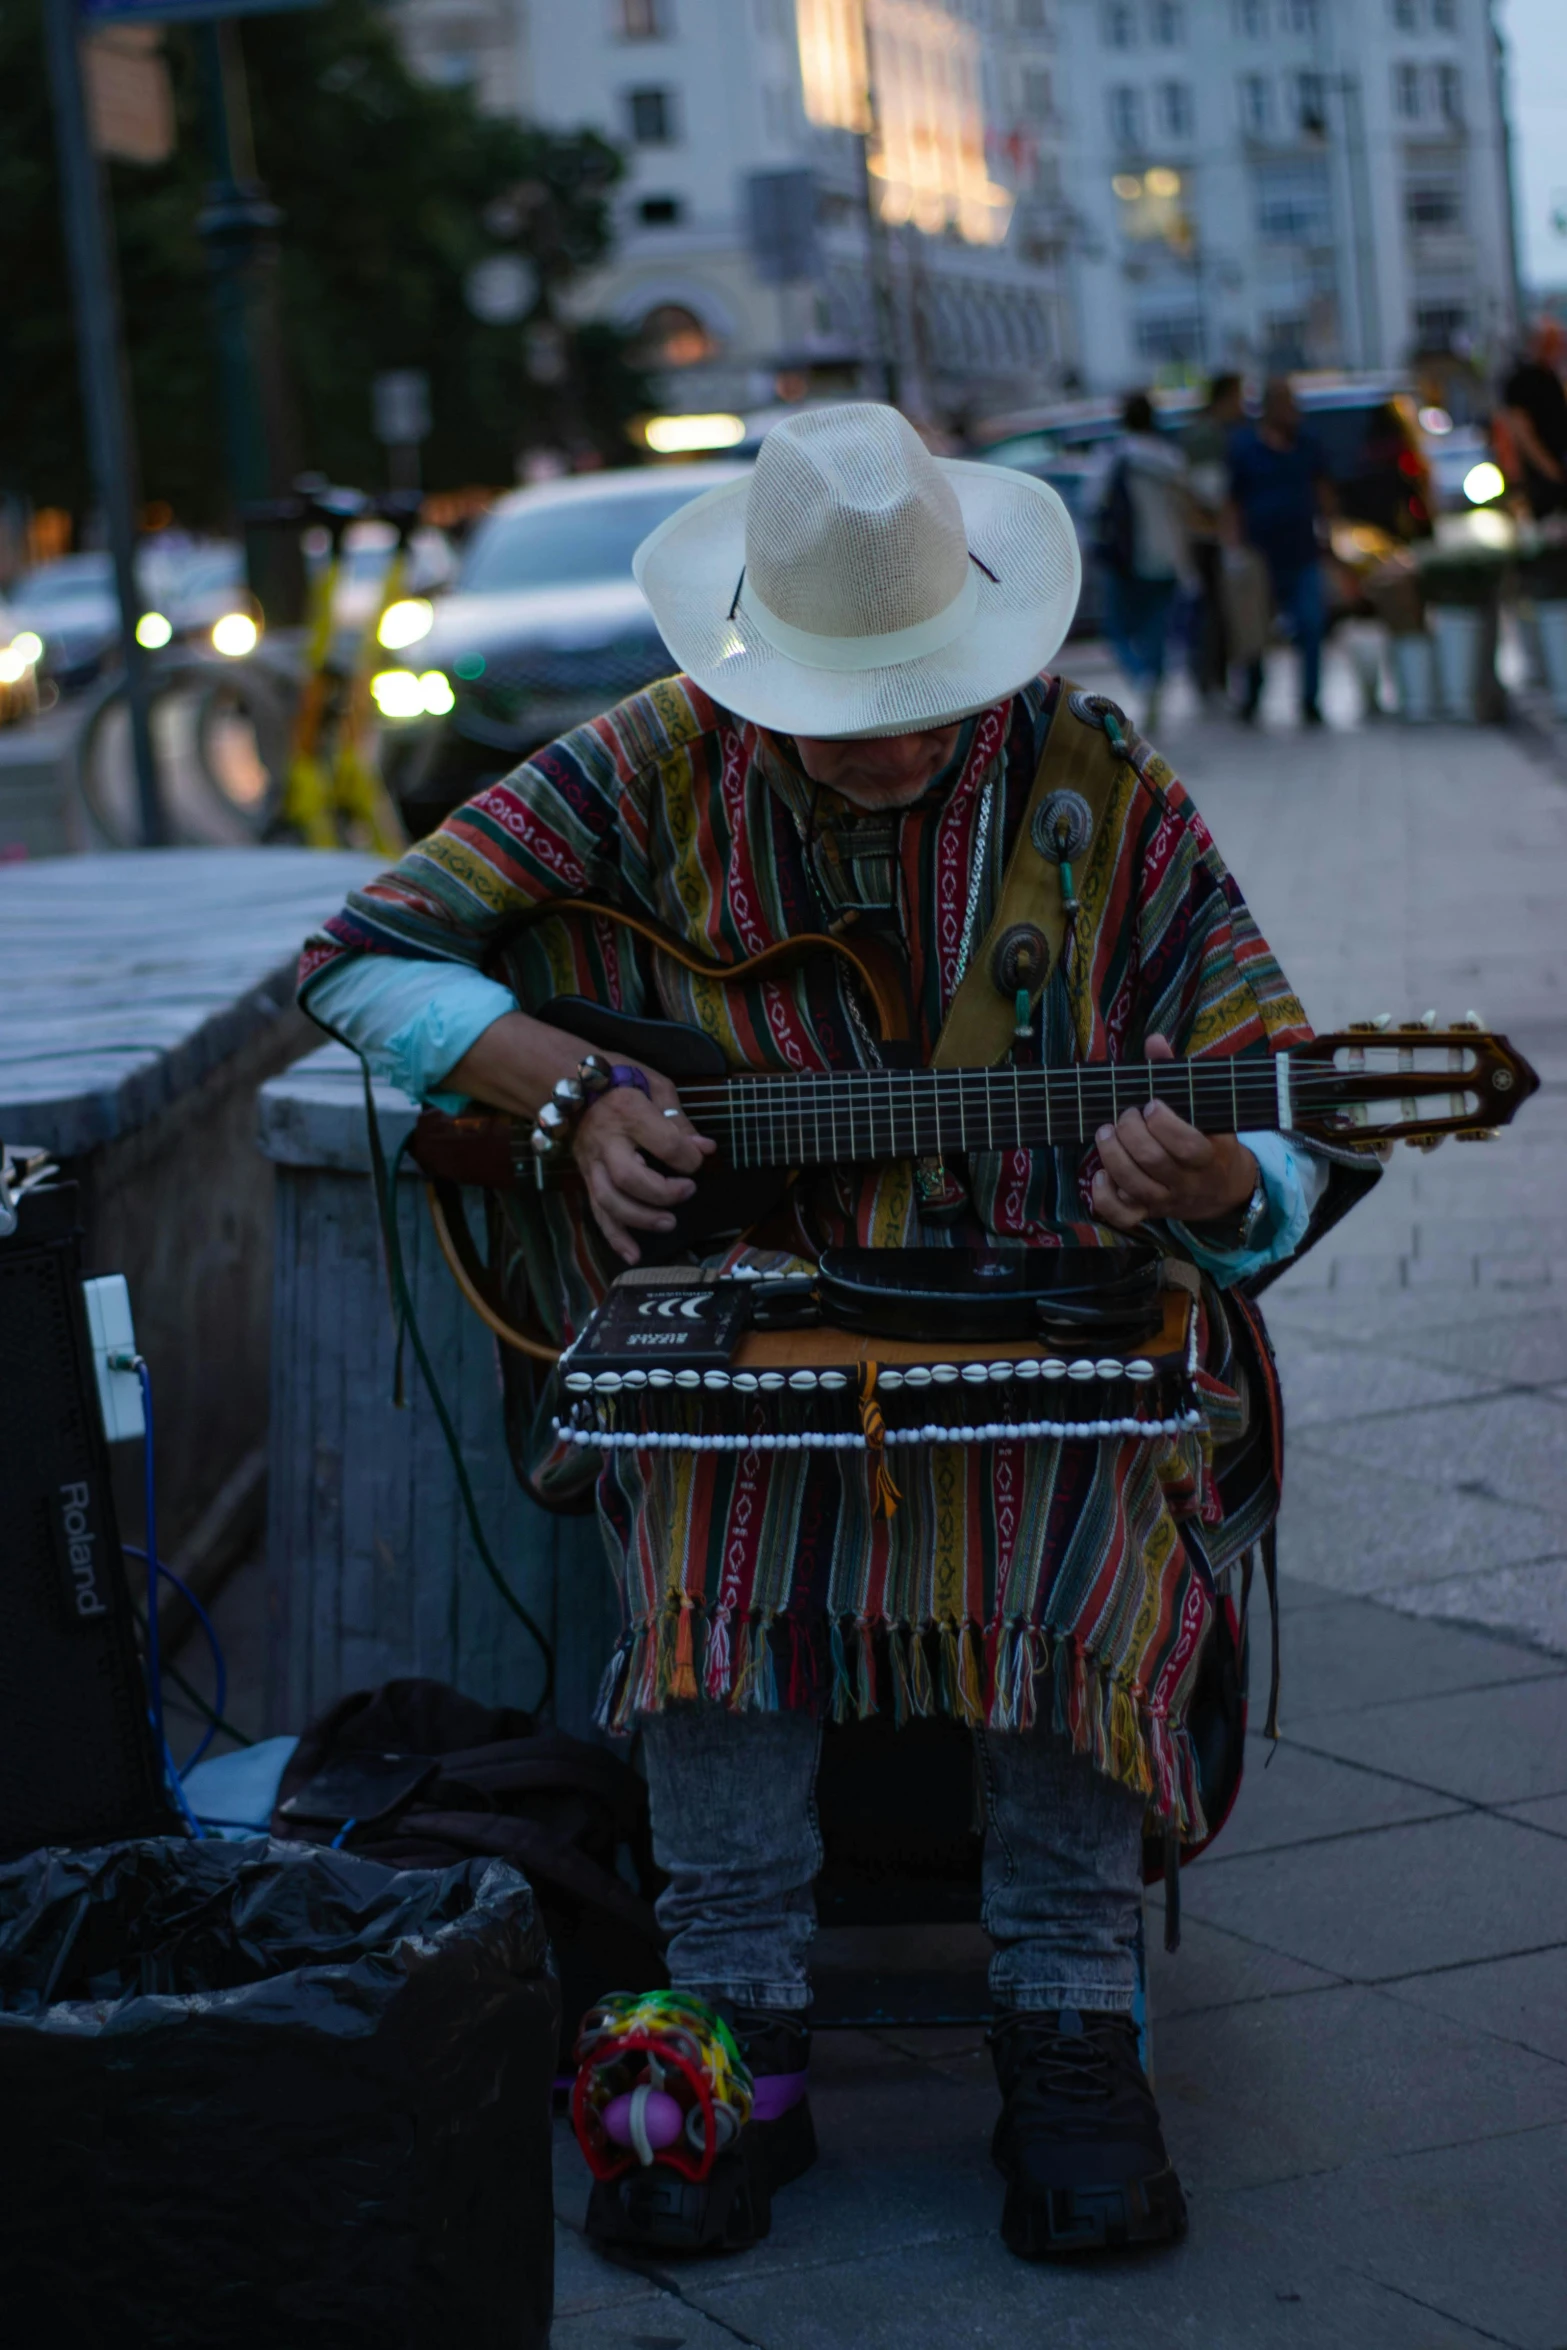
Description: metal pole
xmin=42 ymin=0 xmax=164 ymax=846
xmin=196 ymin=21 xmax=278 ymax=516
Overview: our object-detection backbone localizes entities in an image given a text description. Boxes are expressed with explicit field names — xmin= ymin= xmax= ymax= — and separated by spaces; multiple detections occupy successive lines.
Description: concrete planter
xmin=1390 ymin=632 xmax=1437 ymax=723
xmin=1533 ymin=599 xmax=1567 ymax=720
xmin=1427 ymin=603 xmax=1498 ymax=723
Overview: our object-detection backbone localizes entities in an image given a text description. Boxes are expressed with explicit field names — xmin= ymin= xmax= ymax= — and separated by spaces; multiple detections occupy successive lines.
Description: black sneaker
xmin=990 ymin=2007 xmax=1187 ymax=2260
xmin=585 ymin=2006 xmax=816 ymax=2257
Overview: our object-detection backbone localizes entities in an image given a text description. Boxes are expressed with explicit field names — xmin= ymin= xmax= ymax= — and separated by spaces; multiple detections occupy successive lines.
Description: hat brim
xmin=633 ymin=458 xmax=1082 ymax=740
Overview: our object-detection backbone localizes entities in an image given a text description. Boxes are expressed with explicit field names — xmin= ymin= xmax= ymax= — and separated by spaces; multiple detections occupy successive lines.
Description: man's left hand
xmin=1090 ymin=1036 xmax=1259 ymax=1235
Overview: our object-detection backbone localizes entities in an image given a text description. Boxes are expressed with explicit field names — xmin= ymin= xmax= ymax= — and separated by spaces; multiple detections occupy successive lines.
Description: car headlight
xmin=212 ymin=612 xmax=260 ymax=657
xmin=1463 ymin=461 xmax=1505 ymax=506
xmin=0 ymin=646 xmax=28 ymax=685
xmin=136 ymin=611 xmax=173 ymax=650
xmin=371 ymin=669 xmax=424 ymax=720
xmin=378 ymin=597 xmax=434 ymax=650
xmin=9 ymin=632 xmax=42 ymax=667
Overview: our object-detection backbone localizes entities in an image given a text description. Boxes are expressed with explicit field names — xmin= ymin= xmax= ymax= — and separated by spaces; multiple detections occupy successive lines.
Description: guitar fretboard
xmin=676 ymin=1060 xmax=1297 ymax=1168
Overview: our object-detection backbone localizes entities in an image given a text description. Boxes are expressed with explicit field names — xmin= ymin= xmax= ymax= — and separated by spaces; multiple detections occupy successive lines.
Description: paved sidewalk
xmin=550 ymin=680 xmax=1567 ymax=2350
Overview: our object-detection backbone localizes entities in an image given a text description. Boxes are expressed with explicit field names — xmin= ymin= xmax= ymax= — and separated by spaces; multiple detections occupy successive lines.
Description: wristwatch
xmin=1204 ymin=1171 xmax=1269 ymax=1253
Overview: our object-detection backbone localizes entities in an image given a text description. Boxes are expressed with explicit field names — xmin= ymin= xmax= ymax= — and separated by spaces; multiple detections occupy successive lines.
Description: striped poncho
xmin=303 ymin=673 xmax=1329 ymax=1831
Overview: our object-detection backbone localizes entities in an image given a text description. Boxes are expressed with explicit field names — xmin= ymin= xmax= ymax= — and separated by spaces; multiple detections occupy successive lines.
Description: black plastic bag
xmin=0 ymin=1838 xmax=558 ymax=2348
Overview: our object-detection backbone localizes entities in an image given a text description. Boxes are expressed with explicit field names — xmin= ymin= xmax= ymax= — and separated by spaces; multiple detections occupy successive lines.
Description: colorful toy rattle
xmin=571 ymin=1990 xmax=754 ymax=2184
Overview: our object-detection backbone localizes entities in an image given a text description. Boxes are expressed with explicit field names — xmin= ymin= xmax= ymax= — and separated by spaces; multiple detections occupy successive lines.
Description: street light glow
xmin=135 ymin=611 xmax=173 ymax=649
xmin=644 ymin=413 xmax=747 ymax=454
xmin=0 ymin=647 xmax=28 ymax=685
xmin=419 ymin=669 xmax=455 ymax=715
xmin=9 ymin=632 xmax=42 ymax=666
xmin=212 ymin=612 xmax=260 ymax=657
xmin=1463 ymin=461 xmax=1505 ymax=505
xmin=378 ymin=596 xmax=434 ymax=650
xmin=1144 ymin=167 xmax=1182 ymax=198
xmin=1112 ymin=174 xmax=1142 ymax=200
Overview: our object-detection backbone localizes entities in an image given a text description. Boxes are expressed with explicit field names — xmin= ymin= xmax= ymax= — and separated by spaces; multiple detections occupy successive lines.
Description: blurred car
xmin=374 ymin=464 xmax=749 ymax=832
xmin=316 ymin=519 xmax=456 ymax=637
xmin=7 ymin=540 xmax=251 ymax=688
xmin=0 ymin=597 xmax=43 ymax=725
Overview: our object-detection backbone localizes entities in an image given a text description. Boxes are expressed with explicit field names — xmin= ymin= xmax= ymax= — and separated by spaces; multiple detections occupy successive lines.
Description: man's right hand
xmin=573 ymin=1079 xmax=714 ymax=1265
xmin=439 ymin=1009 xmax=715 ymax=1265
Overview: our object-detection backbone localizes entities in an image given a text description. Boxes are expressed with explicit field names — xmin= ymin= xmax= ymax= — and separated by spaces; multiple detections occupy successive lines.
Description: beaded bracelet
xmin=530 ymin=1055 xmax=652 ymax=1167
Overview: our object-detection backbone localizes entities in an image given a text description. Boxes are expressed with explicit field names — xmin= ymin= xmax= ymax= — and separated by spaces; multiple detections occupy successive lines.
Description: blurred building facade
xmin=1054 ymin=0 xmax=1518 ymax=394
xmin=390 ymin=0 xmax=1076 ymax=422
xmin=389 ymin=0 xmax=1519 ymax=421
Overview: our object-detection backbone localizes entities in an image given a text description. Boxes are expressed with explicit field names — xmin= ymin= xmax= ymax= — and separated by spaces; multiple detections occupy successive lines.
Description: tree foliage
xmin=0 ymin=0 xmax=649 ymax=527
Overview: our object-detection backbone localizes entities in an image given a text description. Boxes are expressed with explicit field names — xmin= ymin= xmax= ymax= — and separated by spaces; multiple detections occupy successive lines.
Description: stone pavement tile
xmin=1306 ymin=1392 xmax=1567 ymax=1522
xmin=1277 ymin=1444 xmax=1554 ymax=1593
xmin=551 ymin=2285 xmax=751 ymax=2350
xmin=1276 ymin=1592 xmax=1560 ymax=1718
xmin=1143 ymin=1910 xmax=1340 ymax=2018
xmin=1270 ymin=1335 xmax=1495 ymax=1432
xmin=1381 ymin=1946 xmax=1567 ymax=2066
xmin=1177 ymin=1813 xmax=1567 ymax=1981
xmin=1234 ymin=2125 xmax=1567 ymax=2350
xmin=1202 ymin=1735 xmax=1462 ymax=1857
xmin=1153 ymin=1985 xmax=1567 ymax=2197
xmin=1384 ymin=1557 xmax=1567 ymax=1658
xmin=1502 ymin=1793 xmax=1567 ymax=1838
xmin=1268 ymin=1293 xmax=1567 ymax=1388
xmin=553 ymin=2210 xmax=683 ymax=2321
xmin=1287 ymin=1672 xmax=1567 ymax=1807
xmin=687 ymin=2208 xmax=1507 ymax=2350
xmin=1276 ymin=1570 xmax=1340 ymax=1614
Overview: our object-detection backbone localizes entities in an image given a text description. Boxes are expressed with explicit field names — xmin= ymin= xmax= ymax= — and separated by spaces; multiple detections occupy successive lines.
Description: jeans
xmin=640 ymin=1704 xmax=1147 ymax=2017
xmin=1103 ymin=571 xmax=1178 ymax=689
xmin=1243 ymin=559 xmax=1324 ymax=716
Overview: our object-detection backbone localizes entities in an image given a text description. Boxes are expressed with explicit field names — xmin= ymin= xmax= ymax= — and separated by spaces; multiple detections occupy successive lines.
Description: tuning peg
xmin=1399 ymin=1011 xmax=1438 ymax=1031
xmin=1373 ymin=1013 xmax=1393 ymax=1030
xmin=1454 ymin=1129 xmax=1501 ymax=1143
xmin=1348 ymin=1015 xmax=1393 ymax=1032
xmin=1453 ymin=1008 xmax=1485 ymax=1030
xmin=1406 ymin=1135 xmax=1446 ymax=1153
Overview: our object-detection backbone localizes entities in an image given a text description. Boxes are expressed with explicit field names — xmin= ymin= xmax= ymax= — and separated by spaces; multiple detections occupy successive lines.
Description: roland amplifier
xmin=0 ymin=1181 xmax=172 ymax=1858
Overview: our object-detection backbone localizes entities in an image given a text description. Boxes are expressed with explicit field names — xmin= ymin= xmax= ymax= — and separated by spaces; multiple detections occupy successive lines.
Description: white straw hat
xmin=633 ymin=403 xmax=1082 ymax=739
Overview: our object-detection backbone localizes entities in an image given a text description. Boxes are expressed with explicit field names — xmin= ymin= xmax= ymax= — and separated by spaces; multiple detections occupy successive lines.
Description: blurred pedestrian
xmin=1093 ymin=391 xmax=1191 ymax=733
xmin=1227 ymin=377 xmax=1334 ymax=727
xmin=1498 ymin=319 xmax=1567 ymax=520
xmin=1180 ymin=373 xmax=1245 ymax=705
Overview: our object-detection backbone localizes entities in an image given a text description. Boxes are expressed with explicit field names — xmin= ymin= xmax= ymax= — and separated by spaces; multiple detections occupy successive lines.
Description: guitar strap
xmin=929 ymin=686 xmax=1131 ymax=1073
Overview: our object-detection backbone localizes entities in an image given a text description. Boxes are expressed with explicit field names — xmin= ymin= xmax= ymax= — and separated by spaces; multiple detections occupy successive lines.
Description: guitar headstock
xmin=1290 ymin=1016 xmax=1540 ymax=1149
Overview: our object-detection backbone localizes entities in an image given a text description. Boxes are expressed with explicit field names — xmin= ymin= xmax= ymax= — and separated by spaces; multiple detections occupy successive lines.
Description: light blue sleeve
xmin=303 ymin=955 xmax=518 ymax=1113
xmin=1171 ymin=1133 xmax=1329 ymax=1288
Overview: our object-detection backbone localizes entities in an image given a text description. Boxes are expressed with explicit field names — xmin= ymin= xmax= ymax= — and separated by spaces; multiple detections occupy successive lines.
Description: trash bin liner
xmin=0 ymin=1838 xmax=558 ymax=2349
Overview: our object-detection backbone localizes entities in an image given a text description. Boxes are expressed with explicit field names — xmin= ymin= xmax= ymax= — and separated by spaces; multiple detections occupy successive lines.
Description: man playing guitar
xmin=303 ymin=406 xmax=1378 ymax=2261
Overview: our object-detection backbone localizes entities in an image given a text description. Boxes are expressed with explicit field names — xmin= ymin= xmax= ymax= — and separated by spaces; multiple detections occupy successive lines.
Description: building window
xmin=1016 ymin=0 xmax=1049 ymax=27
xmin=619 ymin=0 xmax=668 ymax=35
xmin=1157 ymin=80 xmax=1193 ymax=139
xmin=1264 ymin=311 xmax=1309 ymax=367
xmin=1279 ymin=0 xmax=1316 ymax=30
xmin=1235 ymin=0 xmax=1265 ymax=31
xmin=1292 ymin=70 xmax=1326 ymax=132
xmin=1149 ymin=0 xmax=1182 ymax=41
xmin=1108 ymin=84 xmax=1143 ymax=145
xmin=1392 ymin=61 xmax=1421 ymax=119
xmin=1406 ymin=175 xmax=1463 ymax=231
xmin=1436 ymin=63 xmax=1463 ymax=123
xmin=1103 ymin=2 xmax=1136 ymax=48
xmin=1239 ymin=72 xmax=1271 ymax=136
xmin=1432 ymin=0 xmax=1456 ymax=26
xmin=1022 ymin=66 xmax=1054 ymax=117
xmin=1135 ymin=311 xmax=1204 ymax=362
xmin=637 ymin=194 xmax=683 ymax=225
xmin=1390 ymin=0 xmax=1418 ymax=27
xmin=626 ymin=85 xmax=676 ymax=142
xmin=1255 ymin=155 xmax=1331 ymax=241
xmin=1415 ymin=301 xmax=1469 ymax=349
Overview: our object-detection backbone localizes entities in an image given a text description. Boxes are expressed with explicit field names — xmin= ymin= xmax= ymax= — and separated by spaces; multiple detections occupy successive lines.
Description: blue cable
xmin=124 ymin=1546 xmax=228 ymax=1775
xmin=329 ymin=1817 xmax=358 ymax=1850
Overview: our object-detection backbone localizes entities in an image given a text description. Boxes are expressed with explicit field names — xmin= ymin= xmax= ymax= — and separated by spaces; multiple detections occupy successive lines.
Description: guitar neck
xmin=678 ymin=1060 xmax=1295 ymax=1168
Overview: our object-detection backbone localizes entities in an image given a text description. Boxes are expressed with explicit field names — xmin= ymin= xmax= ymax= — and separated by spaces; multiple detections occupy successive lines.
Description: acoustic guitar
xmin=412 ymin=997 xmax=1539 ymax=1267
